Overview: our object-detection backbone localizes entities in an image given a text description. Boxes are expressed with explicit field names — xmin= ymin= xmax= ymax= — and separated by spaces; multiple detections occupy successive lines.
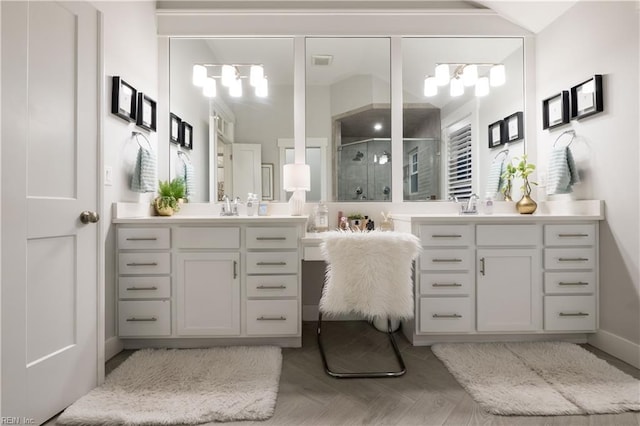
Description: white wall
xmin=92 ymin=1 xmax=158 ymax=349
xmin=535 ymin=1 xmax=639 ymax=363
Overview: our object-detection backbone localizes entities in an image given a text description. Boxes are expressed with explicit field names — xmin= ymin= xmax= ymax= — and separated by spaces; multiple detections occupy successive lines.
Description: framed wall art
xmin=542 ymin=91 xmax=570 ymax=130
xmin=261 ymin=163 xmax=274 ymax=201
xmin=181 ymin=121 xmax=193 ymax=150
xmin=571 ymin=74 xmax=603 ymax=120
xmin=136 ymin=93 xmax=157 ymax=132
xmin=111 ymin=76 xmax=137 ymax=122
xmin=504 ymin=111 xmax=524 ymax=142
xmin=488 ymin=120 xmax=504 ymax=148
xmin=169 ymin=113 xmax=182 ymax=144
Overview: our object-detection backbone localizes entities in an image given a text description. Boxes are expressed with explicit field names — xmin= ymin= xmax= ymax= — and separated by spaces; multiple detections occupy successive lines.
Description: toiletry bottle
xmin=314 ymin=201 xmax=329 ymax=232
xmin=246 ymin=193 xmax=254 ymax=216
xmin=483 ymin=193 xmax=495 ymax=215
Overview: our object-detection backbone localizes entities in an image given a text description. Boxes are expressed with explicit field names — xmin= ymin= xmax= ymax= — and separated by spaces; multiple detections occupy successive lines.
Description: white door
xmin=476 ymin=249 xmax=542 ymax=332
xmin=176 ymin=252 xmax=241 ymax=336
xmin=232 ymin=143 xmax=262 ymax=200
xmin=1 ymin=1 xmax=100 ymax=422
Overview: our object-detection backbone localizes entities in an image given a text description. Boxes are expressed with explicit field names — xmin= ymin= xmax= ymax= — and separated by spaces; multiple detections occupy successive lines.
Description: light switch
xmin=105 ymin=166 xmax=113 ymax=186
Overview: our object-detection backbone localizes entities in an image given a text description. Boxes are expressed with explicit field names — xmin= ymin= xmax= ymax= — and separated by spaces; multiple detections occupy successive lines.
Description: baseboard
xmin=410 ymin=333 xmax=588 ymax=346
xmin=588 ymin=329 xmax=640 ymax=369
xmin=105 ymin=336 xmax=124 ymax=361
xmin=121 ymin=336 xmax=301 ymax=349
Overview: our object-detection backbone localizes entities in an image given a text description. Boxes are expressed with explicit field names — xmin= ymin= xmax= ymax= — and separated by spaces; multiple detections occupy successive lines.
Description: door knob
xmin=79 ymin=210 xmax=100 ymax=224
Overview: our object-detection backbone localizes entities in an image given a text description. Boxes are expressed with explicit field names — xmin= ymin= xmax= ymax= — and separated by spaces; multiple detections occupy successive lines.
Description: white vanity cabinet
xmin=393 ymin=214 xmax=601 ymax=346
xmin=115 ymin=216 xmax=305 ymax=348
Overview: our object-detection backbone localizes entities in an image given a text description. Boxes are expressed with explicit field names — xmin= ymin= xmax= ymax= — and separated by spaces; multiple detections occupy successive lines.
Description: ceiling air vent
xmin=312 ymin=55 xmax=333 ymax=66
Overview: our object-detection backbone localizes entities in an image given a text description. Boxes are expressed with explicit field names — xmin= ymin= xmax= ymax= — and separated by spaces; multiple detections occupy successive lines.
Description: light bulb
xmin=192 ymin=65 xmax=207 ymax=87
xmin=221 ymin=65 xmax=236 ymax=87
xmin=490 ymin=64 xmax=506 ymax=87
xmin=255 ymin=76 xmax=268 ymax=97
xmin=250 ymin=65 xmax=264 ymax=87
xmin=450 ymin=77 xmax=464 ymax=97
xmin=229 ymin=78 xmax=242 ymax=97
xmin=435 ymin=64 xmax=450 ymax=86
xmin=462 ymin=64 xmax=478 ymax=87
xmin=475 ymin=76 xmax=490 ymax=97
xmin=423 ymin=76 xmax=438 ymax=97
xmin=373 ymin=123 xmax=382 ymax=131
xmin=203 ymin=77 xmax=216 ymax=98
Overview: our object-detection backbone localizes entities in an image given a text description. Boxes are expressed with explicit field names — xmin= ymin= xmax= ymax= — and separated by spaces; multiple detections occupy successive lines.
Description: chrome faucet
xmin=460 ymin=193 xmax=479 ymax=215
xmin=220 ymin=195 xmax=239 ymax=216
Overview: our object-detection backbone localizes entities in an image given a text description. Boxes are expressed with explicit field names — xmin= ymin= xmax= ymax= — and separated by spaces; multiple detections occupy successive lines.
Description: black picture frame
xmin=571 ymin=74 xmax=603 ymax=120
xmin=111 ymin=76 xmax=137 ymax=122
xmin=181 ymin=121 xmax=193 ymax=150
xmin=542 ymin=91 xmax=570 ymax=130
xmin=488 ymin=120 xmax=504 ymax=148
xmin=169 ymin=113 xmax=182 ymax=144
xmin=136 ymin=93 xmax=157 ymax=132
xmin=504 ymin=111 xmax=524 ymax=142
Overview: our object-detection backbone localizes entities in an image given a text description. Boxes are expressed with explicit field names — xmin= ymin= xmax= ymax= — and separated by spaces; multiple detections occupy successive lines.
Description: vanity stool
xmin=317 ymin=230 xmax=421 ymax=378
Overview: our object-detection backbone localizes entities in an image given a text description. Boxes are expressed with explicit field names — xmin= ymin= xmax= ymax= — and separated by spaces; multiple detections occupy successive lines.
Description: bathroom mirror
xmin=169 ymin=38 xmax=294 ymax=202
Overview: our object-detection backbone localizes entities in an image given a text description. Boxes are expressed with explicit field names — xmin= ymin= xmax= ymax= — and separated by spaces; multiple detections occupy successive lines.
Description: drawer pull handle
xmin=256 ymin=237 xmax=287 ymax=241
xmin=431 ymin=234 xmax=462 ymax=238
xmin=432 ymin=283 xmax=462 ymax=287
xmin=233 ymin=261 xmax=238 ymax=279
xmin=257 ymin=261 xmax=287 ymax=266
xmin=126 ymin=286 xmax=158 ymax=291
xmin=126 ymin=262 xmax=158 ymax=266
xmin=558 ymin=281 xmax=589 ymax=286
xmin=125 ymin=237 xmax=158 ymax=241
xmin=558 ymin=233 xmax=589 ymax=238
xmin=433 ymin=313 xmax=462 ymax=319
xmin=558 ymin=258 xmax=589 ymax=262
xmin=126 ymin=317 xmax=157 ymax=322
xmin=257 ymin=285 xmax=287 ymax=289
xmin=559 ymin=312 xmax=589 ymax=317
xmin=257 ymin=316 xmax=287 ymax=321
xmin=432 ymin=258 xmax=462 ymax=263
xmin=480 ymin=257 xmax=486 ymax=276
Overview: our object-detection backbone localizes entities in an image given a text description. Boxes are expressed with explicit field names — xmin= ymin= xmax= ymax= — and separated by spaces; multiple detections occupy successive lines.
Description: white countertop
xmin=113 ymin=215 xmax=308 ymax=224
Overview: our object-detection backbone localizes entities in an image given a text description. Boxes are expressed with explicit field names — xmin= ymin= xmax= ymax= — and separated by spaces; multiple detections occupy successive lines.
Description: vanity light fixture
xmin=424 ymin=62 xmax=505 ymax=99
xmin=192 ymin=63 xmax=268 ymax=98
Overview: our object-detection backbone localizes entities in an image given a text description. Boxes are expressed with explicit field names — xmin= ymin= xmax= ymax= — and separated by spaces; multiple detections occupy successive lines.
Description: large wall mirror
xmin=169 ymin=38 xmax=293 ymax=202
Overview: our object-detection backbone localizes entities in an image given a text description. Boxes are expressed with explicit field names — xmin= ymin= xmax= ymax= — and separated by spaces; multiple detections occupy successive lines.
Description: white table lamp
xmin=283 ymin=163 xmax=310 ymax=216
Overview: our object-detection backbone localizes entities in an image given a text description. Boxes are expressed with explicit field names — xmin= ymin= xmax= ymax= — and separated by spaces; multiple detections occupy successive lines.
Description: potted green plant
xmin=514 ymin=155 xmax=538 ymax=214
xmin=501 ymin=163 xmax=516 ymax=201
xmin=154 ymin=178 xmax=185 ymax=216
xmin=347 ymin=213 xmax=365 ymax=231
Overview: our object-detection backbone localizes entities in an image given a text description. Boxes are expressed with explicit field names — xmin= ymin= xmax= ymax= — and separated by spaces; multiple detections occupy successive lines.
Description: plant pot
xmin=516 ymin=194 xmax=537 ymax=214
xmin=154 ymin=198 xmax=174 ymax=216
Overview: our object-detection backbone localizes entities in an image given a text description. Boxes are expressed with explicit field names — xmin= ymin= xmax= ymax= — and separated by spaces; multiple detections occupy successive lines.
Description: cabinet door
xmin=477 ymin=249 xmax=541 ymax=332
xmin=176 ymin=252 xmax=240 ymax=336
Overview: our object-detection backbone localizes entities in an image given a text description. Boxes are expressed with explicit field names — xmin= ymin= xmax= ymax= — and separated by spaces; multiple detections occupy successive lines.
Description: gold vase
xmin=154 ymin=198 xmax=174 ymax=216
xmin=516 ymin=194 xmax=537 ymax=214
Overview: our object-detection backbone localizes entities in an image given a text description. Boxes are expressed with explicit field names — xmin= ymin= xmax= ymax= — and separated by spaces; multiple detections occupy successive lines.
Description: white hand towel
xmin=547 ymin=146 xmax=580 ymax=195
xmin=183 ymin=160 xmax=196 ymax=199
xmin=130 ymin=147 xmax=156 ymax=193
xmin=485 ymin=157 xmax=505 ymax=196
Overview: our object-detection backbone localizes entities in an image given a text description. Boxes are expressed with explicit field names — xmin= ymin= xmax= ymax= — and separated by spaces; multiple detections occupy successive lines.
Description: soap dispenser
xmin=314 ymin=201 xmax=329 ymax=232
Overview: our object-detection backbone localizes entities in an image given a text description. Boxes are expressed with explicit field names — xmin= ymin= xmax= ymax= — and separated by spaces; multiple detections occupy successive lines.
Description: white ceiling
xmin=473 ymin=0 xmax=579 ymax=33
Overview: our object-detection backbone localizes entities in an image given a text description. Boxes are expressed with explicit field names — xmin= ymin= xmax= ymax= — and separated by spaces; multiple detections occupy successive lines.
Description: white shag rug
xmin=432 ymin=342 xmax=640 ymax=416
xmin=57 ymin=346 xmax=282 ymax=425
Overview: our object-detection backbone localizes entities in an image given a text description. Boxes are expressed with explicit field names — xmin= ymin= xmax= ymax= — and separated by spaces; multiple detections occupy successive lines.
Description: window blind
xmin=447 ymin=124 xmax=473 ymax=200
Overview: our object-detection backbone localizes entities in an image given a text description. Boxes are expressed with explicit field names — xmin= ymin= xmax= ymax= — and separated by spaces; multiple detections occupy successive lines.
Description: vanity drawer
xmin=173 ymin=226 xmax=240 ymax=249
xmin=420 ymin=272 xmax=471 ymax=296
xmin=246 ymin=252 xmax=299 ymax=274
xmin=118 ymin=228 xmax=170 ymax=250
xmin=119 ymin=252 xmax=170 ymax=275
xmin=420 ymin=249 xmax=471 ymax=271
xmin=545 ymin=224 xmax=596 ymax=246
xmin=544 ymin=271 xmax=596 ymax=294
xmin=247 ymin=275 xmax=298 ymax=298
xmin=544 ymin=248 xmax=595 ymax=270
xmin=544 ymin=295 xmax=596 ymax=331
xmin=118 ymin=300 xmax=171 ymax=337
xmin=119 ymin=276 xmax=171 ymax=299
xmin=419 ymin=225 xmax=473 ymax=247
xmin=246 ymin=227 xmax=298 ymax=249
xmin=477 ymin=225 xmax=539 ymax=246
xmin=246 ymin=299 xmax=298 ymax=335
xmin=420 ymin=297 xmax=472 ymax=333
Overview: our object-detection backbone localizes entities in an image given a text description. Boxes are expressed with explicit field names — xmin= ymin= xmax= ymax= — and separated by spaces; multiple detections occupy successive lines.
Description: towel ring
xmin=553 ymin=130 xmax=576 ymax=148
xmin=493 ymin=148 xmax=509 ymax=161
xmin=132 ymin=131 xmax=152 ymax=150
xmin=177 ymin=150 xmax=192 ymax=163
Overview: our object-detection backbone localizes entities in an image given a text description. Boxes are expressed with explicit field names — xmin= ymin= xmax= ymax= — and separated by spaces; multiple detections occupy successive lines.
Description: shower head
xmin=353 ymin=151 xmax=364 ymax=161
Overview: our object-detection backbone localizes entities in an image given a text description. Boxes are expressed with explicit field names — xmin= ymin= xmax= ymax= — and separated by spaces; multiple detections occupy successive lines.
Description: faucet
xmin=460 ymin=193 xmax=479 ymax=215
xmin=220 ymin=195 xmax=239 ymax=216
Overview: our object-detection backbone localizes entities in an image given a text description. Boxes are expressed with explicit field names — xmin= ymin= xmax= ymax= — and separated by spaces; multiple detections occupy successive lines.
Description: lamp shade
xmin=283 ymin=163 xmax=310 ymax=191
